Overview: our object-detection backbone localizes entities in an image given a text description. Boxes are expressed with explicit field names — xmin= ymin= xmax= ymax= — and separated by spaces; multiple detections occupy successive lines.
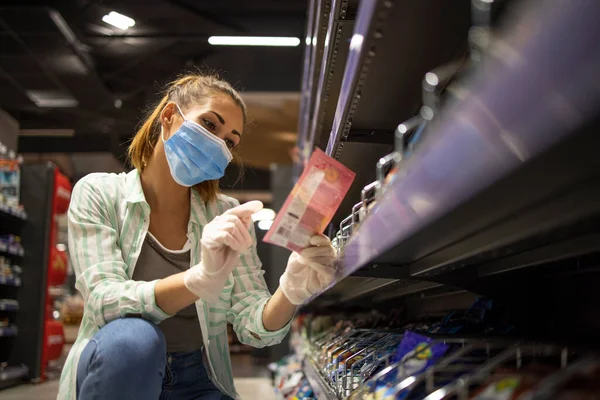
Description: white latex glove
xmin=280 ymin=234 xmax=337 ymax=305
xmin=184 ymin=201 xmax=263 ymax=302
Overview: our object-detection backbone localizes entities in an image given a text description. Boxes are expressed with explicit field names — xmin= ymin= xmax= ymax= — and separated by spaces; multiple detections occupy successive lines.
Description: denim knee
xmin=77 ymin=318 xmax=167 ymax=399
xmin=100 ymin=318 xmax=166 ymax=369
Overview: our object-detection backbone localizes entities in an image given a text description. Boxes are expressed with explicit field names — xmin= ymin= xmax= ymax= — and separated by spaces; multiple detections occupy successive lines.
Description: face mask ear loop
xmin=162 ymin=103 xmax=186 ymax=143
xmin=175 ymin=103 xmax=186 ymax=120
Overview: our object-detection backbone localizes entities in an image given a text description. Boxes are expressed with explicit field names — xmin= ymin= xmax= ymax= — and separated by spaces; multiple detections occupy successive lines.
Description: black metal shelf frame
xmin=306 ymin=0 xmax=357 ymax=154
xmin=298 ymin=0 xmax=600 ymax=306
xmin=303 ymin=358 xmax=338 ymax=400
xmin=323 ymin=0 xmax=472 ymax=227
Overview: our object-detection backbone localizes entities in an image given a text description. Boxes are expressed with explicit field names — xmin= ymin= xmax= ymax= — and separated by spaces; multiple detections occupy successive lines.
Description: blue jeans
xmin=76 ymin=318 xmax=234 ymax=400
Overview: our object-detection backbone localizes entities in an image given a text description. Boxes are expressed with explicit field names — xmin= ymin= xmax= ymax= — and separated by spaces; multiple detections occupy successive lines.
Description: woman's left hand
xmin=279 ymin=234 xmax=337 ymax=305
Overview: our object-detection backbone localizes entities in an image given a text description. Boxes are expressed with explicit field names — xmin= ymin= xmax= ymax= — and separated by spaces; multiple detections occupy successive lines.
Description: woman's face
xmin=161 ymin=94 xmax=244 ymax=150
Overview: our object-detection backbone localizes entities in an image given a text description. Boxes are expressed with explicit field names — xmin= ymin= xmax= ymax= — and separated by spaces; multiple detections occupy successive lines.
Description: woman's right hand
xmin=184 ymin=201 xmax=263 ymax=302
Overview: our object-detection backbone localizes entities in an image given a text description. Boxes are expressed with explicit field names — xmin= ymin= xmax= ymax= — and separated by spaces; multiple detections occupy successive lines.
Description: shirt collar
xmin=125 ymin=169 xmax=146 ymax=204
xmin=125 ymin=169 xmax=208 ymax=227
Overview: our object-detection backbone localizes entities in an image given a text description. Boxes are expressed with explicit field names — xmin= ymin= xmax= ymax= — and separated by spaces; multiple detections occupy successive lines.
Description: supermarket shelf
xmin=307 ymin=1 xmax=600 ymax=301
xmin=0 ymin=365 xmax=28 ymax=382
xmin=0 ymin=245 xmax=24 ymax=258
xmin=310 ymin=275 xmax=447 ymax=306
xmin=303 ymin=358 xmax=337 ymax=400
xmin=0 ymin=205 xmax=27 ymax=222
xmin=0 ymin=300 xmax=18 ymax=311
xmin=0 ymin=276 xmax=21 ymax=287
xmin=297 ymin=0 xmax=330 ymax=159
xmin=337 ymin=277 xmax=397 ymax=302
xmin=0 ymin=325 xmax=18 ymax=337
xmin=306 ymin=0 xmax=357 ymax=154
xmin=325 ymin=0 xmax=471 ymax=226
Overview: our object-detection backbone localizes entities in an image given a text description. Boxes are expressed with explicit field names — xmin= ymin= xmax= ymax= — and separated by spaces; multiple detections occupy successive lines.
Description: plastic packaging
xmin=264 ymin=148 xmax=355 ymax=252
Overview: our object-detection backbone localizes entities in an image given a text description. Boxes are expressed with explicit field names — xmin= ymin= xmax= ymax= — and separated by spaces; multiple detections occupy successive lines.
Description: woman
xmin=58 ymin=73 xmax=336 ymax=400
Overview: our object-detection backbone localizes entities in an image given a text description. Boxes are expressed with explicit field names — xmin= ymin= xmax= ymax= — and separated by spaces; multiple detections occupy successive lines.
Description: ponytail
xmin=128 ymin=94 xmax=169 ymax=170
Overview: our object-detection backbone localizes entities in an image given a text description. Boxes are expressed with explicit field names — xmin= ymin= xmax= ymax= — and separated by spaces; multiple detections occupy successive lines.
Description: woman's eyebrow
xmin=209 ymin=111 xmax=225 ymax=125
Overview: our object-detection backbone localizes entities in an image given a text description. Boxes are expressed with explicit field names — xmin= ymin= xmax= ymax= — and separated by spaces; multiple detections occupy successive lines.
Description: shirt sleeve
xmin=68 ymin=177 xmax=172 ymax=328
xmin=226 ymin=213 xmax=291 ymax=348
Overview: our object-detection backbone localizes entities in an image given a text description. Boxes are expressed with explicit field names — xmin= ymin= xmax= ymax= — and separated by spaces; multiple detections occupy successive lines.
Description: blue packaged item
xmin=394 ymin=331 xmax=449 ymax=378
xmin=375 ymin=331 xmax=449 ymax=399
xmin=291 ymin=379 xmax=314 ymax=399
xmin=428 ymin=298 xmax=493 ymax=334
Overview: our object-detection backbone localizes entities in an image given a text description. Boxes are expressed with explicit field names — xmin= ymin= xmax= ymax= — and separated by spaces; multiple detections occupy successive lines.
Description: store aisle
xmin=235 ymin=378 xmax=277 ymax=400
xmin=1 ymin=378 xmax=276 ymax=400
xmin=2 ymin=380 xmax=59 ymax=400
xmin=1 ymin=355 xmax=276 ymax=400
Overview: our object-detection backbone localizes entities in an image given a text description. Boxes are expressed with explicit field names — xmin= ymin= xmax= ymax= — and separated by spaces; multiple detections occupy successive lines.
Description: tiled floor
xmin=1 ymin=378 xmax=276 ymax=400
xmin=1 ymin=354 xmax=276 ymax=400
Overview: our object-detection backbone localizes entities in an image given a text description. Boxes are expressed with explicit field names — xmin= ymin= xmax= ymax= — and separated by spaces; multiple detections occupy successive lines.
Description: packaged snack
xmin=394 ymin=331 xmax=449 ymax=379
xmin=375 ymin=331 xmax=448 ymax=399
xmin=428 ymin=298 xmax=493 ymax=334
xmin=471 ymin=376 xmax=523 ymax=400
xmin=470 ymin=364 xmax=557 ymax=400
xmin=264 ymin=148 xmax=356 ymax=252
xmin=290 ymin=379 xmax=315 ymax=399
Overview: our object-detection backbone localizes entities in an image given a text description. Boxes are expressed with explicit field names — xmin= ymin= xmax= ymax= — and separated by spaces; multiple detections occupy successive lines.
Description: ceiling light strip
xmin=208 ymin=36 xmax=301 ymax=47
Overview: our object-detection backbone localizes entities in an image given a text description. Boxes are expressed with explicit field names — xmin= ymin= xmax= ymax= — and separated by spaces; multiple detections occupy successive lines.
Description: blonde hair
xmin=128 ymin=73 xmax=247 ymax=204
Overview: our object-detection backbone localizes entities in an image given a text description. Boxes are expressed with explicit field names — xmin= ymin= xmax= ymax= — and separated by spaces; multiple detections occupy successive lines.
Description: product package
xmin=471 ymin=364 xmax=558 ymax=400
xmin=289 ymin=379 xmax=315 ymax=399
xmin=264 ymin=148 xmax=356 ymax=252
xmin=0 ymin=159 xmax=20 ymax=207
xmin=366 ymin=331 xmax=448 ymax=399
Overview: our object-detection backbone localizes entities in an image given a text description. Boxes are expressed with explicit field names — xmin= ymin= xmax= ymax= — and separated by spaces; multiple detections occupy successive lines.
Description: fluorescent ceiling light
xmin=102 ymin=11 xmax=135 ymax=30
xmin=252 ymin=208 xmax=276 ymax=222
xmin=257 ymin=220 xmax=273 ymax=231
xmin=208 ymin=36 xmax=300 ymax=47
xmin=26 ymin=90 xmax=78 ymax=108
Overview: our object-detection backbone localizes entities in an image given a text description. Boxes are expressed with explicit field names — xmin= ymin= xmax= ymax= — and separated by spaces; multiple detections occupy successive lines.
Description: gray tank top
xmin=132 ymin=232 xmax=203 ymax=353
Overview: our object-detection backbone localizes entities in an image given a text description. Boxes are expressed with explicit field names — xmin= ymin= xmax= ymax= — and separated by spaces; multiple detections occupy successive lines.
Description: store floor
xmin=1 ymin=354 xmax=276 ymax=400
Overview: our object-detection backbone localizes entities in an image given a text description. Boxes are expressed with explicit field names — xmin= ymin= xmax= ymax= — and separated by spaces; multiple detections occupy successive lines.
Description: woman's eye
xmin=225 ymin=139 xmax=235 ymax=149
xmin=202 ymin=119 xmax=216 ymax=131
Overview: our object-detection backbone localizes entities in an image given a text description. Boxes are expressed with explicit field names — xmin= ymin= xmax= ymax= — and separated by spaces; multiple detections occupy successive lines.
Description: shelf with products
xmin=304 ymin=357 xmax=338 ymax=400
xmin=0 ymin=299 xmax=18 ymax=312
xmin=284 ymin=298 xmax=600 ymax=400
xmin=0 ymin=276 xmax=21 ymax=288
xmin=0 ymin=237 xmax=24 ymax=258
xmin=298 ymin=0 xmax=600 ymax=304
xmin=0 ymin=364 xmax=28 ymax=382
xmin=0 ymin=155 xmax=25 ymax=222
xmin=281 ymin=1 xmax=600 ymax=397
xmin=0 ymin=204 xmax=27 ymax=222
xmin=0 ymin=364 xmax=29 ymax=390
xmin=0 ymin=325 xmax=17 ymax=337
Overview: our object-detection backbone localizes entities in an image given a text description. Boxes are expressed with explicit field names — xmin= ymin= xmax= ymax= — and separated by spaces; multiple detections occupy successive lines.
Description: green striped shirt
xmin=58 ymin=170 xmax=290 ymax=400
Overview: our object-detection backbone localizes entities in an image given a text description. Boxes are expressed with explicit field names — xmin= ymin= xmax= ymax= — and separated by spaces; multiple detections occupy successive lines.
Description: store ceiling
xmin=0 ymin=0 xmax=305 ymax=176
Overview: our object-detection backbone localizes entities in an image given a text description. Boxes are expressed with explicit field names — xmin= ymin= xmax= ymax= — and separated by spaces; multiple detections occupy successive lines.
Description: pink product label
xmin=264 ymin=148 xmax=356 ymax=252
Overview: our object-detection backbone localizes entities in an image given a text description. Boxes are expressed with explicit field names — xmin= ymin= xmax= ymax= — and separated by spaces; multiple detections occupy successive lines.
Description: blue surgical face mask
xmin=162 ymin=104 xmax=233 ymax=187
